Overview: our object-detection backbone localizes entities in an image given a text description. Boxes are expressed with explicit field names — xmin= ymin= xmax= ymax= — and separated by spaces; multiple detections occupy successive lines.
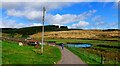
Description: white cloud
xmin=4 ymin=2 xmax=76 ymax=22
xmin=47 ymin=14 xmax=77 ymax=24
xmin=1 ymin=20 xmax=28 ymax=28
xmin=2 ymin=2 xmax=73 ymax=11
xmin=2 ymin=2 xmax=97 ymax=28
xmin=31 ymin=23 xmax=42 ymax=26
xmin=1 ymin=19 xmax=42 ymax=28
xmin=115 ymin=0 xmax=120 ymax=2
xmin=91 ymin=15 xmax=108 ymax=27
xmin=46 ymin=10 xmax=96 ymax=25
xmin=7 ymin=9 xmax=23 ymax=17
xmin=1 ymin=0 xmax=116 ymax=2
xmin=92 ymin=15 xmax=104 ymax=22
xmin=71 ymin=21 xmax=89 ymax=28
xmin=77 ymin=10 xmax=96 ymax=20
xmin=6 ymin=4 xmax=96 ymax=25
xmin=109 ymin=22 xmax=118 ymax=26
xmin=95 ymin=22 xmax=105 ymax=26
xmin=7 ymin=9 xmax=42 ymax=21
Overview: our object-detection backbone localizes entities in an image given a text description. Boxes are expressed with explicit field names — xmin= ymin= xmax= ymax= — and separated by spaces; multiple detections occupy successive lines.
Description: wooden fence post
xmin=101 ymin=54 xmax=104 ymax=64
xmin=116 ymin=57 xmax=118 ymax=64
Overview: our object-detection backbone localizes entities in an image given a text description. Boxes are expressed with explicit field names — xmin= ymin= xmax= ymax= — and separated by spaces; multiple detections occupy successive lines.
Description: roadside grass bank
xmin=66 ymin=47 xmax=119 ymax=64
xmin=2 ymin=40 xmax=61 ymax=64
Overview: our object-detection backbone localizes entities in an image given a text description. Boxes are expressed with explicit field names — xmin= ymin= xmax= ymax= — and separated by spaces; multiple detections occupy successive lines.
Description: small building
xmin=47 ymin=41 xmax=56 ymax=46
xmin=27 ymin=40 xmax=39 ymax=46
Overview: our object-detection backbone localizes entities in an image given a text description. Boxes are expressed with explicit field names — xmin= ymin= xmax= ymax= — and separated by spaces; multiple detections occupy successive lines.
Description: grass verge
xmin=2 ymin=40 xmax=61 ymax=64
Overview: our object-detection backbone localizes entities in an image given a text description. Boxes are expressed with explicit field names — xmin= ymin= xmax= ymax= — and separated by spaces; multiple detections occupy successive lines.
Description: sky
xmin=0 ymin=1 xmax=119 ymax=29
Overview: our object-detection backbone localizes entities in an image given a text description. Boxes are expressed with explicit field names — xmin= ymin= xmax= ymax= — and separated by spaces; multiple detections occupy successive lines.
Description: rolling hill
xmin=30 ymin=30 xmax=120 ymax=41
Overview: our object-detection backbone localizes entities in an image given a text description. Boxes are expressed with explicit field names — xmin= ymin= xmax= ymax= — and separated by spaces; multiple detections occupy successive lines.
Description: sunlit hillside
xmin=30 ymin=30 xmax=119 ymax=40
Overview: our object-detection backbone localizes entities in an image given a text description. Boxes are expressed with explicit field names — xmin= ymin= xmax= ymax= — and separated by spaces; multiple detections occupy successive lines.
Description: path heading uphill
xmin=57 ymin=46 xmax=86 ymax=64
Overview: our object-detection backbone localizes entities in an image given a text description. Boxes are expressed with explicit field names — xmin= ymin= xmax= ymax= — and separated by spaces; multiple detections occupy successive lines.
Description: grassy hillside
xmin=30 ymin=30 xmax=119 ymax=41
xmin=2 ymin=41 xmax=61 ymax=64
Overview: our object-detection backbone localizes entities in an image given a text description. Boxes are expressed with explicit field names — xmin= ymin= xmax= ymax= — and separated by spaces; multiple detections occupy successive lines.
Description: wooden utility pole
xmin=41 ymin=7 xmax=46 ymax=54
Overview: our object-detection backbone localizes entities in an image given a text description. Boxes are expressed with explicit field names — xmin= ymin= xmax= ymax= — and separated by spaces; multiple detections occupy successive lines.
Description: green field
xmin=46 ymin=39 xmax=119 ymax=46
xmin=2 ymin=41 xmax=61 ymax=64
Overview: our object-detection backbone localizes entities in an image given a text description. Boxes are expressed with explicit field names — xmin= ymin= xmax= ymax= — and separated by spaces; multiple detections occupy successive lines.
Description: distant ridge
xmin=1 ymin=25 xmax=68 ymax=35
xmin=1 ymin=25 xmax=119 ymax=35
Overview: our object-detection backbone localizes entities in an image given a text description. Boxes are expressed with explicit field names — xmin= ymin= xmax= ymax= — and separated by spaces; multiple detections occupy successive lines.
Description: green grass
xmin=46 ymin=39 xmax=119 ymax=46
xmin=2 ymin=41 xmax=61 ymax=64
xmin=92 ymin=46 xmax=120 ymax=52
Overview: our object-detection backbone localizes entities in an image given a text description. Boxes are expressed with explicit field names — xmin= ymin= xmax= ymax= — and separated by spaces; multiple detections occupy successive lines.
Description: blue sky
xmin=1 ymin=2 xmax=118 ymax=29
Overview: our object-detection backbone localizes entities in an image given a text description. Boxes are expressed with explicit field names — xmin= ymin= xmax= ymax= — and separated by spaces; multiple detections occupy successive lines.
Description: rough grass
xmin=30 ymin=30 xmax=119 ymax=41
xmin=2 ymin=41 xmax=61 ymax=64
